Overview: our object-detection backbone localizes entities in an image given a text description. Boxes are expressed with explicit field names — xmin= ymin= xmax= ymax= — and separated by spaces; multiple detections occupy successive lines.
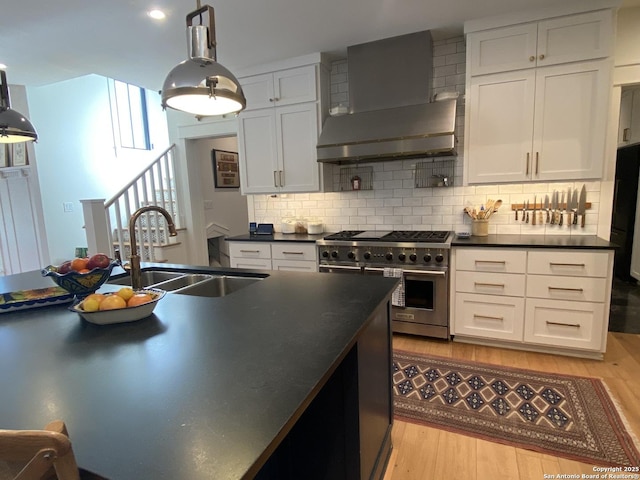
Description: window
xmin=109 ymin=79 xmax=151 ymax=150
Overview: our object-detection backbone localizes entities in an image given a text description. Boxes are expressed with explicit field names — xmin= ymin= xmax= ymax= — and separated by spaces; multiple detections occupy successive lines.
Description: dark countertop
xmin=451 ymin=234 xmax=617 ymax=249
xmin=226 ymin=232 xmax=330 ymax=243
xmin=0 ymin=265 xmax=398 ymax=480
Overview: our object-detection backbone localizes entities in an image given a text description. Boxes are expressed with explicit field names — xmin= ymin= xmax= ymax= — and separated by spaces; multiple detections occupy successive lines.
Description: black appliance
xmin=610 ymin=144 xmax=640 ymax=281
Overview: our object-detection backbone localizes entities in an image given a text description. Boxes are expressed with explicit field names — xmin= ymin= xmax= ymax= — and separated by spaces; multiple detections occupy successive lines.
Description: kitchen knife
xmin=578 ymin=184 xmax=587 ymax=228
xmin=559 ymin=191 xmax=564 ymax=226
xmin=571 ymin=188 xmax=578 ymax=225
xmin=550 ymin=191 xmax=556 ymax=224
xmin=526 ymin=200 xmax=529 ymax=223
xmin=544 ymin=194 xmax=550 ymax=223
xmin=532 ymin=195 xmax=536 ymax=225
xmin=567 ymin=187 xmax=573 ymax=227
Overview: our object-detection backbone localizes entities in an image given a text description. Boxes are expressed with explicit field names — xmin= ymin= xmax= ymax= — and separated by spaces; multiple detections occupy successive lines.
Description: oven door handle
xmin=365 ymin=267 xmax=446 ymax=276
xmin=319 ymin=265 xmax=362 ymax=273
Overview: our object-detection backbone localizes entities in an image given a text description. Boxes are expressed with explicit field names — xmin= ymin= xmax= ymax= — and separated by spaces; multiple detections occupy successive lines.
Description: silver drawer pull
xmin=546 ymin=321 xmax=580 ymax=328
xmin=239 ymin=249 xmax=261 ymax=253
xmin=548 ymin=286 xmax=584 ymax=292
xmin=473 ymin=314 xmax=504 ymax=321
xmin=282 ymin=251 xmax=304 ymax=255
xmin=474 ymin=282 xmax=505 ymax=288
xmin=475 ymin=260 xmax=506 ymax=264
xmin=549 ymin=262 xmax=585 ymax=267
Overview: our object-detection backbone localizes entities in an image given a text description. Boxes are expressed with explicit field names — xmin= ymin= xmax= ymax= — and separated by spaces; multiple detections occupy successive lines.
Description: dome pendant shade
xmin=0 ymin=70 xmax=38 ymax=143
xmin=161 ymin=4 xmax=246 ymax=116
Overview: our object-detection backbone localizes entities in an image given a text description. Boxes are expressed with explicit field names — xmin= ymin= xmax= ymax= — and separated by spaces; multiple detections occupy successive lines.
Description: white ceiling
xmin=1 ymin=0 xmax=638 ymax=91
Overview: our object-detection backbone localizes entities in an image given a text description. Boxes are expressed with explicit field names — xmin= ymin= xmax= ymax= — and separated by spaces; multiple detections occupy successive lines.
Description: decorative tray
xmin=0 ymin=286 xmax=74 ymax=313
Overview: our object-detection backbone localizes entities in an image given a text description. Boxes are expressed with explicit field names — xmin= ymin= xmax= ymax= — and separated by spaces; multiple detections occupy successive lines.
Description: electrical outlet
xmin=63 ymin=202 xmax=73 ymax=213
xmin=204 ymin=200 xmax=214 ymax=210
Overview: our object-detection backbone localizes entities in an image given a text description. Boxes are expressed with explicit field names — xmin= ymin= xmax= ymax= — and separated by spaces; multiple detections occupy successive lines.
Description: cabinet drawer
xmin=453 ymin=293 xmax=524 ymax=341
xmin=271 ymin=259 xmax=317 ymax=272
xmin=526 ymin=275 xmax=608 ymax=303
xmin=524 ymin=298 xmax=605 ymax=351
xmin=455 ymin=248 xmax=526 ymax=273
xmin=271 ymin=242 xmax=317 ymax=261
xmin=456 ymin=271 xmax=525 ymax=297
xmin=228 ymin=242 xmax=271 ymax=259
xmin=230 ymin=258 xmax=272 ymax=270
xmin=527 ymin=250 xmax=610 ymax=277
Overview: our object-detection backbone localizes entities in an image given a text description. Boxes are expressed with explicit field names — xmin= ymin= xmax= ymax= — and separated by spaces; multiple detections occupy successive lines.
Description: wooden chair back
xmin=0 ymin=420 xmax=80 ymax=480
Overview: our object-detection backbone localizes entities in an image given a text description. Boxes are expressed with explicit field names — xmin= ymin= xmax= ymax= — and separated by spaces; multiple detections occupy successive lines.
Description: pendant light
xmin=161 ymin=2 xmax=246 ymax=116
xmin=0 ymin=68 xmax=38 ymax=143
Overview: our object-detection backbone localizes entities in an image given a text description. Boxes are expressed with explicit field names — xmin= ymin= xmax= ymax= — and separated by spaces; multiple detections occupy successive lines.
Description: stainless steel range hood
xmin=317 ymin=31 xmax=457 ymax=165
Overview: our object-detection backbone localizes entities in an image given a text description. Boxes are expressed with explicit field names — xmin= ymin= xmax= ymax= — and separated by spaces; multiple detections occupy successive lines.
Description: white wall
xmin=27 ymin=74 xmax=170 ymax=264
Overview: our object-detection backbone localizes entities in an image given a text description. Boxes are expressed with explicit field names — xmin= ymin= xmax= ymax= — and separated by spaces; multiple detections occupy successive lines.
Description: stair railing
xmin=103 ymin=144 xmax=179 ymax=262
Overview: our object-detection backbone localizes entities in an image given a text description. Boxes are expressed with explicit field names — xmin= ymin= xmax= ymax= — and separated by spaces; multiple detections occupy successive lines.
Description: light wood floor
xmin=383 ymin=332 xmax=640 ymax=480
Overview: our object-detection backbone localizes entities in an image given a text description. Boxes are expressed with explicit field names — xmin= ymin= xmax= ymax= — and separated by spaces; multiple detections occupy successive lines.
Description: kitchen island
xmin=0 ymin=265 xmax=398 ymax=479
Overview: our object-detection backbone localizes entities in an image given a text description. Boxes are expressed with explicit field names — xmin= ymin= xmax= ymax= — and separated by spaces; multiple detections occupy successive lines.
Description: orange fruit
xmin=77 ymin=268 xmax=90 ymax=274
xmin=81 ymin=298 xmax=100 ymax=312
xmin=70 ymin=257 xmax=89 ymax=272
xmin=127 ymin=293 xmax=153 ymax=308
xmin=116 ymin=287 xmax=135 ymax=302
xmin=99 ymin=294 xmax=127 ymax=311
xmin=84 ymin=293 xmax=106 ymax=304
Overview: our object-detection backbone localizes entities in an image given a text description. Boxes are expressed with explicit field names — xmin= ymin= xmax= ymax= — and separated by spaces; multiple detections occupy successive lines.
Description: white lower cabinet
xmin=229 ymin=241 xmax=318 ymax=272
xmin=451 ymin=247 xmax=614 ymax=358
xmin=455 ymin=293 xmax=525 ymax=341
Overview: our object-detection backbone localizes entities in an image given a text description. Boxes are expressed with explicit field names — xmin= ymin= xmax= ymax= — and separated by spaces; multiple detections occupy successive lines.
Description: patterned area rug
xmin=393 ymin=351 xmax=640 ymax=466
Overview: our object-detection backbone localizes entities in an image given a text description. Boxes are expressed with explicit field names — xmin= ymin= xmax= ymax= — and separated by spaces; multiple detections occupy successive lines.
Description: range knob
xmin=347 ymin=251 xmax=356 ymax=260
xmin=409 ymin=253 xmax=417 ymax=262
xmin=363 ymin=251 xmax=371 ymax=260
xmin=385 ymin=252 xmax=393 ymax=261
xmin=331 ymin=251 xmax=339 ymax=258
xmin=435 ymin=254 xmax=444 ymax=263
xmin=423 ymin=253 xmax=432 ymax=262
xmin=398 ymin=253 xmax=406 ymax=262
xmin=322 ymin=251 xmax=329 ymax=258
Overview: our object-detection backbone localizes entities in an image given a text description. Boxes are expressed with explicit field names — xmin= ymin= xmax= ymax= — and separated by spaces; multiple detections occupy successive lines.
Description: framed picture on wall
xmin=212 ymin=149 xmax=240 ymax=188
xmin=0 ymin=145 xmax=7 ymax=167
xmin=11 ymin=143 xmax=27 ymax=166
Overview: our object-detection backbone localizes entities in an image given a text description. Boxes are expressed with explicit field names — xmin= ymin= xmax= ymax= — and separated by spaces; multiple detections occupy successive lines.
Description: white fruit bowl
xmin=70 ymin=288 xmax=166 ymax=325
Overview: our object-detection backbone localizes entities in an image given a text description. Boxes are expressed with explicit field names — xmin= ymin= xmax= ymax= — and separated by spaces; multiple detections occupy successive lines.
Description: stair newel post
xmin=81 ymin=199 xmax=113 ymax=256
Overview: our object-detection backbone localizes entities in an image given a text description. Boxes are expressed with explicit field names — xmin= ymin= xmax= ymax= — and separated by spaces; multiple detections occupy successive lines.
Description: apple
xmin=58 ymin=260 xmax=72 ymax=274
xmin=86 ymin=253 xmax=111 ymax=270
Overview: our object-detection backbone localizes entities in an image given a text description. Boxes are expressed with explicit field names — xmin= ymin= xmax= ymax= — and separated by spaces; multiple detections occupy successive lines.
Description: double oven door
xmin=318 ymin=263 xmax=449 ymax=338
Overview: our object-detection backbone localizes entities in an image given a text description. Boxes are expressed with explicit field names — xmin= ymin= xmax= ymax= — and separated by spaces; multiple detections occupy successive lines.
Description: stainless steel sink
xmin=173 ymin=276 xmax=261 ymax=297
xmin=109 ymin=270 xmax=184 ymax=287
xmin=108 ymin=270 xmax=262 ymax=297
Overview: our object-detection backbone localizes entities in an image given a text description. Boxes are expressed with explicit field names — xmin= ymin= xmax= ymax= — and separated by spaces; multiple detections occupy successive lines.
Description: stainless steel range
xmin=317 ymin=230 xmax=452 ymax=339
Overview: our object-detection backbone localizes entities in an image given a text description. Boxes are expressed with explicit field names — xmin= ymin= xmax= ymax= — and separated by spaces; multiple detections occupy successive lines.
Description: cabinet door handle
xmin=535 ymin=152 xmax=539 ymax=175
xmin=539 ymin=53 xmax=545 ymax=60
xmin=526 ymin=152 xmax=530 ymax=176
xmin=548 ymin=286 xmax=584 ymax=292
xmin=549 ymin=262 xmax=585 ymax=268
xmin=240 ymin=249 xmax=261 ymax=253
xmin=282 ymin=251 xmax=304 ymax=255
xmin=475 ymin=260 xmax=506 ymax=264
xmin=529 ymin=55 xmax=535 ymax=62
xmin=274 ymin=171 xmax=279 ymax=187
xmin=474 ymin=282 xmax=505 ymax=288
xmin=546 ymin=321 xmax=580 ymax=328
xmin=473 ymin=314 xmax=504 ymax=321
xmin=279 ymin=170 xmax=284 ymax=187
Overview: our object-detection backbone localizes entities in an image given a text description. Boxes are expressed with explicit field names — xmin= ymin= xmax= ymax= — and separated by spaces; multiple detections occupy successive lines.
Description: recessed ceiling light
xmin=148 ymin=9 xmax=166 ymax=20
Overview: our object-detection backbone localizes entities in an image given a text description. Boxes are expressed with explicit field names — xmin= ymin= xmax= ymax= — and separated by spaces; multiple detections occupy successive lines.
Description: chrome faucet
xmin=128 ymin=206 xmax=178 ymax=290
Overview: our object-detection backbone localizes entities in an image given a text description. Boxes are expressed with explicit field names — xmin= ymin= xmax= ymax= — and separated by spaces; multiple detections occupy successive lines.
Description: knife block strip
xmin=510 ymin=202 xmax=591 ymax=210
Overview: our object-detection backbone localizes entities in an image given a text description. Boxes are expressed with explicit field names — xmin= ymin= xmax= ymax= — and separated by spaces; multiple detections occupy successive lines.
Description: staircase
xmin=81 ymin=144 xmax=185 ymax=263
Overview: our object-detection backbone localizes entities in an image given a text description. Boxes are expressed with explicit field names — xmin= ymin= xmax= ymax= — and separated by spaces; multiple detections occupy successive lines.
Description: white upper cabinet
xmin=465 ymin=8 xmax=614 ymax=184
xmin=237 ymin=60 xmax=327 ymax=194
xmin=242 ymin=65 xmax=318 ymax=111
xmin=468 ymin=10 xmax=613 ymax=76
